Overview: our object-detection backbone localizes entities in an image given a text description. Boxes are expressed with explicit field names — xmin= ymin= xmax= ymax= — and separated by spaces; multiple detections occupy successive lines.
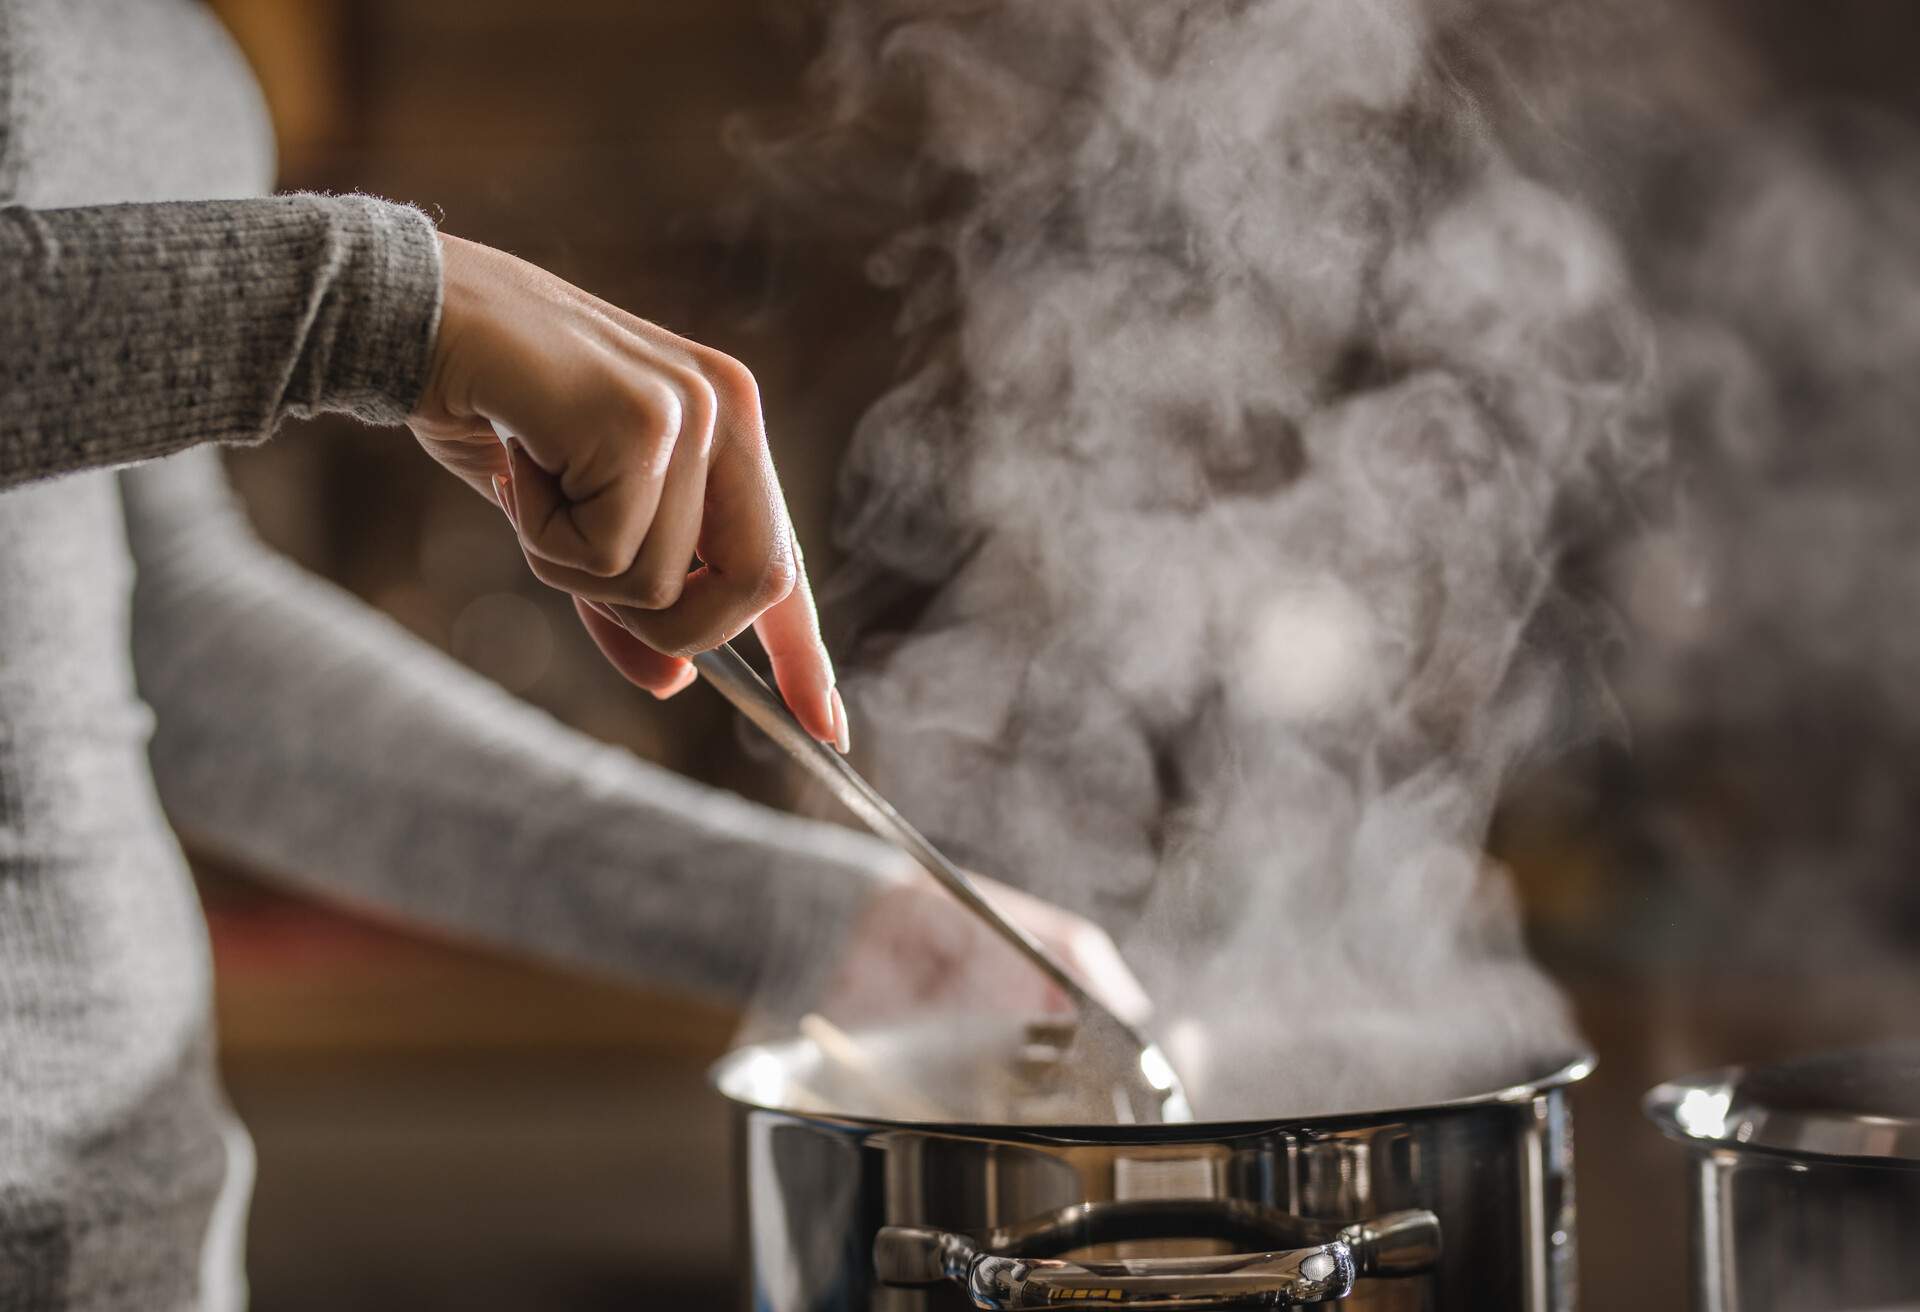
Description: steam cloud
xmin=751 ymin=0 xmax=1669 ymax=1117
xmin=1589 ymin=104 xmax=1920 ymax=992
xmin=1451 ymin=0 xmax=1920 ymax=1037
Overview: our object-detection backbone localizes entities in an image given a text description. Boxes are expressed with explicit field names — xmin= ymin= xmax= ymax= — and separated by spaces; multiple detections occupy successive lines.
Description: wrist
xmin=414 ymin=231 xmax=482 ymax=426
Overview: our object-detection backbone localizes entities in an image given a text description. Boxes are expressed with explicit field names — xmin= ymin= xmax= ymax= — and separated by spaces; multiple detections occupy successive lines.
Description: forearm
xmin=2 ymin=195 xmax=439 ymax=488
xmin=122 ymin=453 xmax=897 ymax=1004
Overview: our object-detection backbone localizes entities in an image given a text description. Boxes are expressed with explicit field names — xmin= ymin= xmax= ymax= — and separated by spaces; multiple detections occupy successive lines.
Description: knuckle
xmin=680 ymin=368 xmax=720 ymax=418
xmin=702 ymin=351 xmax=761 ymax=409
xmin=753 ymin=547 xmax=800 ymax=607
xmin=522 ymin=553 xmax=570 ymax=592
xmin=669 ymin=368 xmax=719 ymax=455
xmin=624 ymin=570 xmax=686 ymax=611
xmin=558 ymin=505 xmax=644 ymax=580
xmin=607 ymin=375 xmax=674 ymax=432
xmin=576 ymin=538 xmax=634 ymax=579
xmin=606 ymin=378 xmax=681 ymax=467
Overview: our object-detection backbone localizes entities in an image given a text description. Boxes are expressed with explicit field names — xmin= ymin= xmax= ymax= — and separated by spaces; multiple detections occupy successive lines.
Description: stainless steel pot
xmin=1645 ymin=1042 xmax=1920 ymax=1312
xmin=714 ymin=1022 xmax=1593 ymax=1310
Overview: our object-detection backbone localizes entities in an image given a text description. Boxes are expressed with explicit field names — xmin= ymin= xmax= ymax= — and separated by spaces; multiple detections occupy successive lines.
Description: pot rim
xmin=1644 ymin=1042 xmax=1920 ymax=1169
xmin=711 ymin=1038 xmax=1594 ymax=1142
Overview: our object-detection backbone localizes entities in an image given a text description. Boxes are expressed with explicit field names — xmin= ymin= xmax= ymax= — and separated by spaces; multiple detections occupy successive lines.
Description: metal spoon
xmin=691 ymin=642 xmax=1193 ymax=1125
xmin=483 ymin=425 xmax=1188 ymax=1122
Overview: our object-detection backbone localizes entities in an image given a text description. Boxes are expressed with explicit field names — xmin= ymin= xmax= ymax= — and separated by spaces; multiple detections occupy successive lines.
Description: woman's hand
xmin=819 ymin=870 xmax=1155 ymax=1029
xmin=408 ymin=233 xmax=842 ymax=747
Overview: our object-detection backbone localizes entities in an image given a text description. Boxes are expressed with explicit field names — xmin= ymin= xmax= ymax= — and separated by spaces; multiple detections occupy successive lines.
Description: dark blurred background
xmin=195 ymin=3 xmax=1920 ymax=1309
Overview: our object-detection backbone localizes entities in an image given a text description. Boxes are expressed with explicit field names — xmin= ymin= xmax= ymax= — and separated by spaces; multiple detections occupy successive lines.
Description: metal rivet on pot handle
xmin=1339 ymin=1209 xmax=1443 ymax=1277
xmin=873 ymin=1226 xmax=973 ymax=1288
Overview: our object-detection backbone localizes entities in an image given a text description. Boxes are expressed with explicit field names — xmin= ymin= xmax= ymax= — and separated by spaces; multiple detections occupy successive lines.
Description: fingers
xmin=426 ymin=242 xmax=830 ymax=731
xmin=624 ymin=388 xmax=714 ymax=610
xmin=496 ymin=474 xmax=698 ymax=701
xmin=499 ymin=415 xmax=826 ymax=736
xmin=606 ymin=375 xmax=798 ymax=655
xmin=501 ymin=425 xmax=665 ymax=584
xmin=573 ymin=597 xmax=696 ymax=699
xmin=411 ymin=415 xmax=512 ymax=502
xmin=498 ymin=365 xmax=720 ymax=605
xmin=751 ymin=541 xmax=842 ymax=749
xmin=418 ymin=238 xmax=760 ymax=620
xmin=499 ymin=445 xmax=824 ymax=731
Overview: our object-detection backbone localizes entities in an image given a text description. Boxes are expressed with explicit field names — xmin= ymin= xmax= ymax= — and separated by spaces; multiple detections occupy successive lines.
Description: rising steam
xmin=1586 ymin=103 xmax=1920 ymax=992
xmin=749 ymin=0 xmax=1666 ymax=1117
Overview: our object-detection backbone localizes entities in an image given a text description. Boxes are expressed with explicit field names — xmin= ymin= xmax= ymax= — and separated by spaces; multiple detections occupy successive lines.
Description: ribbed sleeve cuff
xmin=285 ymin=193 xmax=444 ymax=426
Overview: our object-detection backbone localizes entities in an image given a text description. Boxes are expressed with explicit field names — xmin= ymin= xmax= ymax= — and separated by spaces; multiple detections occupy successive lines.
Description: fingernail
xmin=831 ymin=687 xmax=852 ymax=755
xmin=813 ymin=685 xmax=836 ymax=747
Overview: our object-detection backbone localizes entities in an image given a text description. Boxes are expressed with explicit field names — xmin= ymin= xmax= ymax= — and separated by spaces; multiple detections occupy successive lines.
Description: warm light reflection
xmin=1675 ymin=1087 xmax=1732 ymax=1138
xmin=1301 ymin=1251 xmax=1340 ymax=1283
xmin=1140 ymin=1044 xmax=1177 ymax=1092
xmin=735 ymin=1049 xmax=788 ymax=1109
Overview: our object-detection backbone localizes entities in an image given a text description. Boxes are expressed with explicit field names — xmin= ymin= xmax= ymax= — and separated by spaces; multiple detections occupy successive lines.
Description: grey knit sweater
xmin=0 ymin=3 xmax=897 ymax=1308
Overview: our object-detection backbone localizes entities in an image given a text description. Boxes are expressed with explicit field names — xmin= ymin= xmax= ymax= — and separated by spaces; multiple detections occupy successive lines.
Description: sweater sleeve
xmin=1 ymin=194 xmax=440 ymax=488
xmin=119 ymin=447 xmax=902 ymax=1007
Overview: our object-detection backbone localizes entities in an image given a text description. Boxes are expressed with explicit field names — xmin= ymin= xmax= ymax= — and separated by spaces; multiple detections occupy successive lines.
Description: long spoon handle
xmin=690 ymin=643 xmax=1088 ymax=1002
xmin=694 ymin=642 xmax=1190 ymax=1123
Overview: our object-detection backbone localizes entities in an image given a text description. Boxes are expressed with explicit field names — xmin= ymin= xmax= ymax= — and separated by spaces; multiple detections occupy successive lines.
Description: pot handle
xmin=875 ymin=1205 xmax=1439 ymax=1309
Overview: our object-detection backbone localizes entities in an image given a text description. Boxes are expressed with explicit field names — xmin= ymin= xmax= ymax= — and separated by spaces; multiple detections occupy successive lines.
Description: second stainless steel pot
xmin=1646 ymin=1042 xmax=1920 ymax=1312
xmin=716 ymin=1022 xmax=1592 ymax=1310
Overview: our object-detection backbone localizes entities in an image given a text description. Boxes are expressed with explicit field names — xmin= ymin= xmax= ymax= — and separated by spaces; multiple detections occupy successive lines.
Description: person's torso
xmin=1 ymin=0 xmax=273 ymax=208
xmin=1 ymin=4 xmax=273 ymax=1308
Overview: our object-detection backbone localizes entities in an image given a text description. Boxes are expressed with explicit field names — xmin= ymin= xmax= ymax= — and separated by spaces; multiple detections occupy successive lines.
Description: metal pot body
xmin=1685 ymin=1147 xmax=1920 ymax=1312
xmin=1647 ymin=1044 xmax=1920 ymax=1312
xmin=719 ymin=1037 xmax=1590 ymax=1312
